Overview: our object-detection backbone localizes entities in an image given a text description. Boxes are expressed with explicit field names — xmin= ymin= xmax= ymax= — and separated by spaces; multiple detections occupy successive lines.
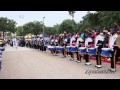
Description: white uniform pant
xmin=13 ymin=41 xmax=18 ymax=48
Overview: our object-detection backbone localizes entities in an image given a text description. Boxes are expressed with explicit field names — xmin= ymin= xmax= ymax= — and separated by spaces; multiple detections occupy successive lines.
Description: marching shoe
xmin=70 ymin=58 xmax=74 ymax=61
xmin=110 ymin=68 xmax=116 ymax=72
xmin=95 ymin=65 xmax=98 ymax=67
xmin=85 ymin=62 xmax=91 ymax=65
xmin=76 ymin=60 xmax=81 ymax=63
xmin=97 ymin=65 xmax=102 ymax=68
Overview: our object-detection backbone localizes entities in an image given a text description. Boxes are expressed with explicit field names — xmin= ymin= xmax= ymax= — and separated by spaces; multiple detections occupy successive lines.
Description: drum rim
xmin=71 ymin=46 xmax=77 ymax=47
xmin=102 ymin=48 xmax=111 ymax=50
xmin=79 ymin=47 xmax=86 ymax=49
xmin=66 ymin=46 xmax=71 ymax=47
xmin=88 ymin=48 xmax=96 ymax=49
xmin=56 ymin=46 xmax=60 ymax=47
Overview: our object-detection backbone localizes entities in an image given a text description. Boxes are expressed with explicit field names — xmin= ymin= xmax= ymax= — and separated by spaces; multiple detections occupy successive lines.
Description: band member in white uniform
xmin=12 ymin=37 xmax=18 ymax=49
xmin=50 ymin=36 xmax=55 ymax=55
xmin=70 ymin=34 xmax=76 ymax=61
xmin=109 ymin=29 xmax=118 ymax=72
xmin=95 ymin=29 xmax=104 ymax=68
xmin=84 ymin=33 xmax=93 ymax=65
xmin=76 ymin=34 xmax=84 ymax=63
xmin=54 ymin=36 xmax=59 ymax=55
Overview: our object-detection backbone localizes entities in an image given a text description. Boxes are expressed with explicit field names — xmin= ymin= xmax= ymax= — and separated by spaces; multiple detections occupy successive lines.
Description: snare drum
xmin=0 ymin=47 xmax=5 ymax=51
xmin=55 ymin=46 xmax=60 ymax=51
xmin=71 ymin=46 xmax=77 ymax=52
xmin=88 ymin=48 xmax=96 ymax=56
xmin=66 ymin=46 xmax=71 ymax=52
xmin=50 ymin=46 xmax=55 ymax=51
xmin=59 ymin=46 xmax=64 ymax=51
xmin=79 ymin=47 xmax=86 ymax=55
xmin=49 ymin=46 xmax=53 ymax=51
xmin=47 ymin=45 xmax=51 ymax=50
xmin=101 ymin=48 xmax=111 ymax=57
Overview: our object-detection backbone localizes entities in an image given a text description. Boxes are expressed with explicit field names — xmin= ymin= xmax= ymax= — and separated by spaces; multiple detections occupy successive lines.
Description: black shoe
xmin=110 ymin=68 xmax=116 ymax=72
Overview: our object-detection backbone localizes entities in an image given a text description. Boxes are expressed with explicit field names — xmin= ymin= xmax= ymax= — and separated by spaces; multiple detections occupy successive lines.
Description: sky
xmin=0 ymin=11 xmax=95 ymax=27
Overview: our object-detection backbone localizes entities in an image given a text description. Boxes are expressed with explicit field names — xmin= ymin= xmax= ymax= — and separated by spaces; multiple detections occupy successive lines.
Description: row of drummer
xmin=46 ymin=29 xmax=120 ymax=72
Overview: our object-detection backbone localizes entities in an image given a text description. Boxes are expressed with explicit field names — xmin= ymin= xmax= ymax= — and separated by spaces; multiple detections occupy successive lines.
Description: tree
xmin=32 ymin=21 xmax=43 ymax=35
xmin=59 ymin=19 xmax=77 ymax=33
xmin=77 ymin=11 xmax=120 ymax=32
xmin=45 ymin=24 xmax=60 ymax=35
xmin=16 ymin=26 xmax=25 ymax=36
xmin=0 ymin=17 xmax=17 ymax=38
xmin=23 ymin=21 xmax=43 ymax=36
xmin=97 ymin=11 xmax=120 ymax=29
xmin=45 ymin=27 xmax=55 ymax=35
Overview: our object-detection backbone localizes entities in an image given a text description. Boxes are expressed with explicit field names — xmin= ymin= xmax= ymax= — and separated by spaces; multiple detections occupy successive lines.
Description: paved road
xmin=0 ymin=45 xmax=120 ymax=79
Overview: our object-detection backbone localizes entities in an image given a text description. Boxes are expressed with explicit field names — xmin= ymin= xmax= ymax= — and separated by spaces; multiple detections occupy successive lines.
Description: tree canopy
xmin=3 ymin=11 xmax=120 ymax=37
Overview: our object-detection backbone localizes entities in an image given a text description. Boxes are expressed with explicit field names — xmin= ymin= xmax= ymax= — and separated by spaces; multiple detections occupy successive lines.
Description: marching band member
xmin=62 ymin=35 xmax=68 ymax=58
xmin=41 ymin=37 xmax=46 ymax=52
xmin=76 ymin=34 xmax=84 ymax=63
xmin=39 ymin=36 xmax=43 ymax=51
xmin=95 ymin=29 xmax=104 ymax=68
xmin=84 ymin=33 xmax=93 ymax=65
xmin=109 ymin=29 xmax=118 ymax=72
xmin=66 ymin=33 xmax=71 ymax=56
xmin=30 ymin=37 xmax=34 ymax=48
xmin=103 ymin=30 xmax=109 ymax=48
xmin=25 ymin=39 xmax=29 ymax=47
xmin=50 ymin=36 xmax=56 ymax=55
xmin=33 ymin=37 xmax=36 ymax=49
xmin=36 ymin=36 xmax=40 ymax=50
xmin=54 ymin=35 xmax=59 ymax=55
xmin=12 ymin=37 xmax=18 ymax=49
xmin=69 ymin=34 xmax=76 ymax=61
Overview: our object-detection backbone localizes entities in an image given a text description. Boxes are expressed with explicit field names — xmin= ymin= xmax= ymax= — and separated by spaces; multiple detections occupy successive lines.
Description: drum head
xmin=66 ymin=46 xmax=71 ymax=48
xmin=102 ymin=48 xmax=110 ymax=51
xmin=50 ymin=46 xmax=54 ymax=48
xmin=60 ymin=47 xmax=63 ymax=48
xmin=88 ymin=48 xmax=95 ymax=50
xmin=79 ymin=47 xmax=86 ymax=50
